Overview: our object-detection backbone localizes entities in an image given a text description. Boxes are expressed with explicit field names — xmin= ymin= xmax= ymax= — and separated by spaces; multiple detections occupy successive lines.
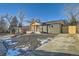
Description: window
xmin=49 ymin=25 xmax=53 ymax=28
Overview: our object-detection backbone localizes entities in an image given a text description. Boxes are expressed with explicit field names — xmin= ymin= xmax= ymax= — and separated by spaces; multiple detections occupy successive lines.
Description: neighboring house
xmin=30 ymin=20 xmax=40 ymax=32
xmin=26 ymin=20 xmax=41 ymax=34
xmin=19 ymin=26 xmax=29 ymax=34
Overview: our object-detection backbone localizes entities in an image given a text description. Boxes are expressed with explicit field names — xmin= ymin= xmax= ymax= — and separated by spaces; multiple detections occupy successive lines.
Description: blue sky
xmin=0 ymin=3 xmax=71 ymax=25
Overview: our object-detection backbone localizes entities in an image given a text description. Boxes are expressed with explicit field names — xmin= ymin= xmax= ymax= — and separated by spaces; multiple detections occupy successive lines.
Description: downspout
xmin=47 ymin=24 xmax=48 ymax=34
xmin=42 ymin=25 xmax=43 ymax=33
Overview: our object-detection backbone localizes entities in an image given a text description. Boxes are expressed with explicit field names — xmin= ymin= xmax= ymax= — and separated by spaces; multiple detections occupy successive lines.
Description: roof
xmin=31 ymin=22 xmax=40 ymax=26
xmin=46 ymin=20 xmax=65 ymax=25
xmin=42 ymin=20 xmax=66 ymax=25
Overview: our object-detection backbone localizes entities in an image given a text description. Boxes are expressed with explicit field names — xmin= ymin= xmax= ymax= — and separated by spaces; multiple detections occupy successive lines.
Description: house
xmin=26 ymin=19 xmax=78 ymax=34
xmin=39 ymin=20 xmax=66 ymax=34
xmin=40 ymin=20 xmax=78 ymax=34
xmin=26 ymin=20 xmax=67 ymax=34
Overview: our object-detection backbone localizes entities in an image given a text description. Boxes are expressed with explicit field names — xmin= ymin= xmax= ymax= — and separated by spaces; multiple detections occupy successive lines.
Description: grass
xmin=37 ymin=34 xmax=79 ymax=55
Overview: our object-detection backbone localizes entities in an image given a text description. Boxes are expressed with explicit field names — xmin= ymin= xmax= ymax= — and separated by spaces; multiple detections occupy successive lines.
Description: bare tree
xmin=18 ymin=10 xmax=26 ymax=27
xmin=0 ymin=16 xmax=7 ymax=33
xmin=9 ymin=16 xmax=18 ymax=34
xmin=2 ymin=13 xmax=13 ymax=33
xmin=4 ymin=13 xmax=12 ymax=25
xmin=64 ymin=4 xmax=79 ymax=25
xmin=36 ymin=19 xmax=41 ymax=23
xmin=27 ymin=18 xmax=41 ymax=24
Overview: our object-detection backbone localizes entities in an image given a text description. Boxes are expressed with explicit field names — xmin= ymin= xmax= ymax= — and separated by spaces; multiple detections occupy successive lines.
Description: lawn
xmin=37 ymin=34 xmax=79 ymax=55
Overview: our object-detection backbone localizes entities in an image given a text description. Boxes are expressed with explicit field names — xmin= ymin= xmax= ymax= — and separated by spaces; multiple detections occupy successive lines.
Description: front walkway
xmin=36 ymin=34 xmax=79 ymax=55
